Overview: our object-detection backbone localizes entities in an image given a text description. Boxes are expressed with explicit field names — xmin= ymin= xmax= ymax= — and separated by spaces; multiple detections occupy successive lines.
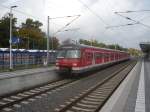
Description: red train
xmin=55 ymin=44 xmax=129 ymax=74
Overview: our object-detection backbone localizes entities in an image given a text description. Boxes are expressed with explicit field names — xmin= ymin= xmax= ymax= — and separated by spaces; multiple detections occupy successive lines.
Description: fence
xmin=0 ymin=48 xmax=57 ymax=70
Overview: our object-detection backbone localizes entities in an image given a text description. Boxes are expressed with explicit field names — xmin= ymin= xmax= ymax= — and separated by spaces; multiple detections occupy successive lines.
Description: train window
xmin=66 ymin=50 xmax=80 ymax=58
xmin=57 ymin=50 xmax=80 ymax=58
xmin=57 ymin=50 xmax=66 ymax=58
xmin=103 ymin=53 xmax=107 ymax=58
xmin=87 ymin=53 xmax=92 ymax=59
xmin=95 ymin=53 xmax=103 ymax=59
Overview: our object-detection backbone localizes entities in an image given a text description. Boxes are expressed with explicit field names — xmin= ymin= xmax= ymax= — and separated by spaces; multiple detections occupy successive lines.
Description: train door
xmin=101 ymin=52 xmax=104 ymax=63
xmin=92 ymin=51 xmax=95 ymax=65
xmin=82 ymin=49 xmax=89 ymax=66
xmin=113 ymin=52 xmax=116 ymax=61
xmin=81 ymin=50 xmax=85 ymax=67
xmin=86 ymin=52 xmax=92 ymax=66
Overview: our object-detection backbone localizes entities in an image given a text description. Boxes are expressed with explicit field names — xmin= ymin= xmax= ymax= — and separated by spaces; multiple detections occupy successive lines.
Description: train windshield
xmin=57 ymin=50 xmax=80 ymax=58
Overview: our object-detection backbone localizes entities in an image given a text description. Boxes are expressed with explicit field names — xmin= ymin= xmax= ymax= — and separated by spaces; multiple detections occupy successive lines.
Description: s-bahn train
xmin=55 ymin=44 xmax=130 ymax=74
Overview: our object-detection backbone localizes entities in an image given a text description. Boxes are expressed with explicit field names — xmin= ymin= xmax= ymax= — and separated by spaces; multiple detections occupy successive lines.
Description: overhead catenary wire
xmin=77 ymin=0 xmax=115 ymax=41
xmin=113 ymin=12 xmax=150 ymax=29
xmin=0 ymin=4 xmax=46 ymax=22
xmin=115 ymin=10 xmax=150 ymax=13
xmin=115 ymin=10 xmax=150 ymax=21
xmin=53 ymin=15 xmax=81 ymax=35
xmin=50 ymin=15 xmax=81 ymax=19
xmin=63 ymin=28 xmax=80 ymax=32
xmin=0 ymin=4 xmax=68 ymax=33
xmin=77 ymin=0 xmax=109 ymax=26
xmin=106 ymin=22 xmax=139 ymax=29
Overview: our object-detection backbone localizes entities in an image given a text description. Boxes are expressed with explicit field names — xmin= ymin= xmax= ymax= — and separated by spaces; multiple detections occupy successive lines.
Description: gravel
xmin=8 ymin=61 xmax=131 ymax=112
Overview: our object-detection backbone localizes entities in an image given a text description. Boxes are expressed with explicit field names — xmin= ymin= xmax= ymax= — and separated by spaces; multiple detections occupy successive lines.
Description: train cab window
xmin=57 ymin=50 xmax=80 ymax=58
xmin=57 ymin=50 xmax=66 ymax=58
xmin=66 ymin=50 xmax=80 ymax=58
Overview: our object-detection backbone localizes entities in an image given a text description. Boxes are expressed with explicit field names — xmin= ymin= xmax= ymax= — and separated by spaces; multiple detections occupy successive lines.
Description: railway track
xmin=0 ymin=78 xmax=78 ymax=111
xmin=0 ymin=60 xmax=135 ymax=112
xmin=54 ymin=61 xmax=136 ymax=112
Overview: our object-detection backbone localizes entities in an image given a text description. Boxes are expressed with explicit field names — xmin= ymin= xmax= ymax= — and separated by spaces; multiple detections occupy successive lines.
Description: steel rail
xmin=54 ymin=61 xmax=136 ymax=112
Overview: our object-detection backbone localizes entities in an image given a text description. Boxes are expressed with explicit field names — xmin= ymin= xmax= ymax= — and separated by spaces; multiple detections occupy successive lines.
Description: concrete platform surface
xmin=0 ymin=66 xmax=55 ymax=80
xmin=100 ymin=59 xmax=149 ymax=112
xmin=0 ymin=66 xmax=61 ymax=97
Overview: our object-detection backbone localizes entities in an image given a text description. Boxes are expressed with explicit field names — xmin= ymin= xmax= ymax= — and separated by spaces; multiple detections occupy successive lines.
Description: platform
xmin=100 ymin=58 xmax=149 ymax=112
xmin=0 ymin=66 xmax=55 ymax=80
xmin=0 ymin=66 xmax=61 ymax=97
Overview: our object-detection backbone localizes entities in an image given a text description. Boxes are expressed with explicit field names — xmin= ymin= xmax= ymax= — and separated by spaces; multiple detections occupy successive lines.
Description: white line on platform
xmin=135 ymin=61 xmax=145 ymax=112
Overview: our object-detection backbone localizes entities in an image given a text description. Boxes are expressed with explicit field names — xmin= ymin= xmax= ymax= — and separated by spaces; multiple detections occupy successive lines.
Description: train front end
xmin=55 ymin=45 xmax=81 ymax=74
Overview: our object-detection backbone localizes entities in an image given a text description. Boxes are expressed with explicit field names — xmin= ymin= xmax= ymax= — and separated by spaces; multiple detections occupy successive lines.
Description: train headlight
xmin=56 ymin=62 xmax=59 ymax=65
xmin=72 ymin=63 xmax=77 ymax=66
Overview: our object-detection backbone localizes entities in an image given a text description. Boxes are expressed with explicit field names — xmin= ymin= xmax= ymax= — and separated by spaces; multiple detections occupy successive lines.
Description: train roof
xmin=58 ymin=44 xmax=127 ymax=53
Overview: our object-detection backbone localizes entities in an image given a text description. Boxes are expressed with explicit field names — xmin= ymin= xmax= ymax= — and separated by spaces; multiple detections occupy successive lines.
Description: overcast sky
xmin=0 ymin=0 xmax=150 ymax=49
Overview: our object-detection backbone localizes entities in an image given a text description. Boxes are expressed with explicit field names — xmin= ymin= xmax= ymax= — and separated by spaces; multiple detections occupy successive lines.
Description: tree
xmin=79 ymin=39 xmax=91 ymax=45
xmin=107 ymin=44 xmax=127 ymax=51
xmin=79 ymin=39 xmax=128 ymax=51
xmin=50 ymin=37 xmax=59 ymax=49
xmin=128 ymin=48 xmax=142 ymax=56
xmin=18 ymin=18 xmax=45 ymax=49
xmin=22 ymin=18 xmax=42 ymax=30
xmin=0 ymin=14 xmax=17 ymax=47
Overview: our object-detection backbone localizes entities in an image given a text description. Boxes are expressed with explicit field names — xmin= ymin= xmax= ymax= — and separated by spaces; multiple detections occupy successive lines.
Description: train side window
xmin=95 ymin=53 xmax=103 ymax=59
xmin=87 ymin=53 xmax=92 ymax=60
xmin=94 ymin=53 xmax=97 ymax=59
xmin=82 ymin=51 xmax=85 ymax=58
xmin=103 ymin=53 xmax=106 ymax=58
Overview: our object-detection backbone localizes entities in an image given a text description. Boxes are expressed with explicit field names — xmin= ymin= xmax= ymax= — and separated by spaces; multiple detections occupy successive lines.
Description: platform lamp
xmin=9 ymin=5 xmax=18 ymax=70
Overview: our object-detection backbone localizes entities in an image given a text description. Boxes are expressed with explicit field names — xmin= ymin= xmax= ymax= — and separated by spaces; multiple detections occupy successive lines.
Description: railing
xmin=0 ymin=49 xmax=57 ymax=71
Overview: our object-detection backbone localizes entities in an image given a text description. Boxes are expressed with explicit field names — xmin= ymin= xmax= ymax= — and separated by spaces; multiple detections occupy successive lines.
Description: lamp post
xmin=46 ymin=16 xmax=50 ymax=66
xmin=9 ymin=5 xmax=17 ymax=70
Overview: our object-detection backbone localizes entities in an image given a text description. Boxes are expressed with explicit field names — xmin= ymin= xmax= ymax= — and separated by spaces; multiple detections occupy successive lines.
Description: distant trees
xmin=18 ymin=18 xmax=46 ymax=49
xmin=79 ymin=39 xmax=107 ymax=48
xmin=0 ymin=14 xmax=17 ymax=47
xmin=79 ymin=39 xmax=127 ymax=51
xmin=0 ymin=15 xmax=59 ymax=50
xmin=0 ymin=15 xmax=142 ymax=54
xmin=79 ymin=39 xmax=142 ymax=56
xmin=128 ymin=48 xmax=142 ymax=56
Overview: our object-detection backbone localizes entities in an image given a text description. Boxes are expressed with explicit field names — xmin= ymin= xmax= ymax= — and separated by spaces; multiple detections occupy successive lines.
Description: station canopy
xmin=140 ymin=42 xmax=150 ymax=53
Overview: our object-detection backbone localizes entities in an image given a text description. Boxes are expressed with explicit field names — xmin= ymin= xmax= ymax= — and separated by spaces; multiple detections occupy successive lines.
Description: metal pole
xmin=9 ymin=7 xmax=12 ymax=70
xmin=27 ymin=37 xmax=29 ymax=68
xmin=28 ymin=37 xmax=29 ymax=49
xmin=47 ymin=16 xmax=50 ymax=66
xmin=115 ymin=44 xmax=117 ymax=50
xmin=51 ymin=36 xmax=53 ymax=51
xmin=9 ymin=6 xmax=17 ymax=70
